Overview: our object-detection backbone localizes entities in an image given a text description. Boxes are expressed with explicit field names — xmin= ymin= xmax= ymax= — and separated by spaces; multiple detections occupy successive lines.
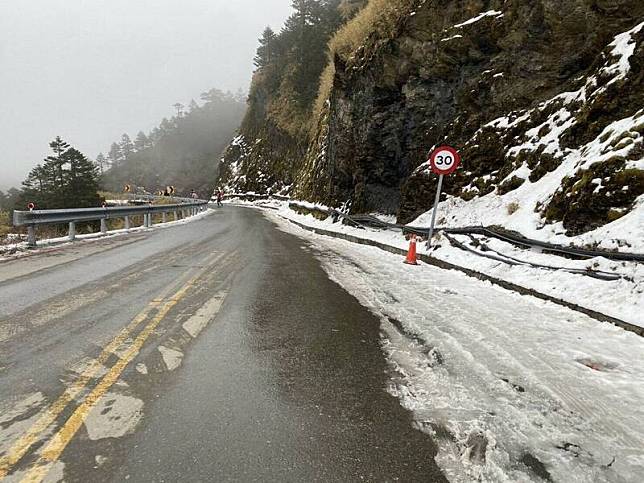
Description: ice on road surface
xmin=272 ymin=213 xmax=644 ymax=483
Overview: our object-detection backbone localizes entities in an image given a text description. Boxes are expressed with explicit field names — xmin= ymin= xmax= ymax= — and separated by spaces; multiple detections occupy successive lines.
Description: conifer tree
xmin=119 ymin=134 xmax=135 ymax=161
xmin=173 ymin=103 xmax=185 ymax=117
xmin=48 ymin=136 xmax=70 ymax=187
xmin=96 ymin=153 xmax=108 ymax=174
xmin=134 ymin=131 xmax=149 ymax=151
xmin=254 ymin=27 xmax=277 ymax=69
xmin=21 ymin=138 xmax=101 ymax=209
xmin=108 ymin=142 xmax=123 ymax=168
xmin=63 ymin=148 xmax=101 ymax=207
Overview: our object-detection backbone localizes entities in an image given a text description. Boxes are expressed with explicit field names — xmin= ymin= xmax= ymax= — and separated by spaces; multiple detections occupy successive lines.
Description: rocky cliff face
xmin=222 ymin=0 xmax=644 ymax=236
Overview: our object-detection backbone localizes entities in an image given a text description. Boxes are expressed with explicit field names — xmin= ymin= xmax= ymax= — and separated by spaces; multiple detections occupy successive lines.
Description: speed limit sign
xmin=430 ymin=146 xmax=461 ymax=175
xmin=424 ymin=145 xmax=462 ymax=249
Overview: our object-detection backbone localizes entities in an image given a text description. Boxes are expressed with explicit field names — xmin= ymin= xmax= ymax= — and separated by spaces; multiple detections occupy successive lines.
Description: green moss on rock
xmin=545 ymin=158 xmax=643 ymax=235
xmin=497 ymin=176 xmax=525 ymax=195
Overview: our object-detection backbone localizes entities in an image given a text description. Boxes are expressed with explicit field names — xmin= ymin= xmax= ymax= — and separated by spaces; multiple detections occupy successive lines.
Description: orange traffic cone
xmin=404 ymin=234 xmax=419 ymax=265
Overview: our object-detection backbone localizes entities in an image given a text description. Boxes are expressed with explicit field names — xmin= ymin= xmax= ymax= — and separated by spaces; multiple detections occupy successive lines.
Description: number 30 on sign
xmin=423 ymin=145 xmax=462 ymax=249
xmin=430 ymin=146 xmax=461 ymax=175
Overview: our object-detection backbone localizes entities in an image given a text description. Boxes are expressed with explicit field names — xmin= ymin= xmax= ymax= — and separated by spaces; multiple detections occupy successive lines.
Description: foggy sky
xmin=0 ymin=0 xmax=293 ymax=190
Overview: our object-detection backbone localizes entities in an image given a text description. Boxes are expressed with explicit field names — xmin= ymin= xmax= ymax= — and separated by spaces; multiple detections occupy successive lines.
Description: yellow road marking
xmin=0 ymin=250 xmax=223 ymax=480
xmin=21 ymin=282 xmax=195 ymax=483
xmin=0 ymin=306 xmax=159 ymax=479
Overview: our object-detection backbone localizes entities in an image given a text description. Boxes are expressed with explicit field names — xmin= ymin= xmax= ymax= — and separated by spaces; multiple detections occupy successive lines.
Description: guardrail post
xmin=69 ymin=222 xmax=76 ymax=241
xmin=27 ymin=225 xmax=36 ymax=247
xmin=100 ymin=218 xmax=107 ymax=234
xmin=174 ymin=211 xmax=178 ymax=221
xmin=147 ymin=213 xmax=152 ymax=228
xmin=124 ymin=216 xmax=130 ymax=230
xmin=162 ymin=212 xmax=167 ymax=224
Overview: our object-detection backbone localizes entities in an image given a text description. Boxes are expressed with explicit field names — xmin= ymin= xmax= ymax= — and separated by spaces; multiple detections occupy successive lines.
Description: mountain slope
xmin=103 ymin=90 xmax=245 ymax=196
xmin=221 ymin=0 xmax=644 ymax=250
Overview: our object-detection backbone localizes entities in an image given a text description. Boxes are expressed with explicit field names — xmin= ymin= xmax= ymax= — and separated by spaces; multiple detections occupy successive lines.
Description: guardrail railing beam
xmin=12 ymin=199 xmax=209 ymax=247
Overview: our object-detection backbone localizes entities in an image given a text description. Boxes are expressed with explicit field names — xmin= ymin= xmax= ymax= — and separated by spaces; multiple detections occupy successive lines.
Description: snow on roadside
xmin=272 ymin=204 xmax=643 ymax=328
xmin=412 ymin=21 xmax=644 ymax=253
xmin=0 ymin=208 xmax=215 ymax=262
xmin=270 ymin=211 xmax=644 ymax=483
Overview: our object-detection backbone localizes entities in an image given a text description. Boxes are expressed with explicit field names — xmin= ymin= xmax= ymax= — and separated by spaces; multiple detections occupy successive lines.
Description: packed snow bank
xmin=271 ymin=211 xmax=644 ymax=483
xmin=272 ymin=203 xmax=643 ymax=328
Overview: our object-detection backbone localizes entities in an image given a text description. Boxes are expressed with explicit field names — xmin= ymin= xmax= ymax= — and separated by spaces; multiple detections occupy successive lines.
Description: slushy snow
xmin=270 ymin=211 xmax=644 ymax=483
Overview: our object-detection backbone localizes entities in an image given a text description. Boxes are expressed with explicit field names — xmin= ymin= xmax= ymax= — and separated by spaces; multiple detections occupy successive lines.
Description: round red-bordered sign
xmin=429 ymin=146 xmax=461 ymax=175
xmin=27 ymin=202 xmax=35 ymax=211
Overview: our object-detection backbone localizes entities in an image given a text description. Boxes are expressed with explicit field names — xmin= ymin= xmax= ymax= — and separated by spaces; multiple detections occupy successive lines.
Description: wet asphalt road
xmin=0 ymin=207 xmax=446 ymax=482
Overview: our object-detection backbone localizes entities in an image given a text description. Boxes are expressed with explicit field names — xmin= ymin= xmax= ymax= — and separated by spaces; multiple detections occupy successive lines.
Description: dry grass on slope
xmin=314 ymin=0 xmax=418 ymax=118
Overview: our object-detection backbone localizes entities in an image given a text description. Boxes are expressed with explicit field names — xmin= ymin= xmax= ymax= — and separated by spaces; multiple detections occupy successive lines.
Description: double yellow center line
xmin=0 ymin=251 xmax=224 ymax=483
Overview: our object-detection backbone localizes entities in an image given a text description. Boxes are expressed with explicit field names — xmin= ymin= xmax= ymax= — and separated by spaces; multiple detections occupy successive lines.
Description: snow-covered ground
xmin=269 ymin=209 xmax=644 ymax=483
xmin=262 ymin=201 xmax=642 ymax=329
xmin=412 ymin=20 xmax=644 ymax=253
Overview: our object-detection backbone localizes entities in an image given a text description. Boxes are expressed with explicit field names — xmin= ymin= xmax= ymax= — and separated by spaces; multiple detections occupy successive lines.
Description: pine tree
xmin=173 ymin=103 xmax=185 ymax=117
xmin=120 ymin=134 xmax=135 ymax=161
xmin=20 ymin=138 xmax=101 ymax=209
xmin=200 ymin=88 xmax=226 ymax=104
xmin=96 ymin=153 xmax=108 ymax=174
xmin=149 ymin=127 xmax=163 ymax=144
xmin=134 ymin=131 xmax=149 ymax=151
xmin=108 ymin=142 xmax=123 ymax=168
xmin=47 ymin=136 xmax=70 ymax=187
xmin=63 ymin=148 xmax=101 ymax=208
xmin=159 ymin=118 xmax=174 ymax=133
xmin=275 ymin=0 xmax=342 ymax=108
xmin=254 ymin=27 xmax=277 ymax=69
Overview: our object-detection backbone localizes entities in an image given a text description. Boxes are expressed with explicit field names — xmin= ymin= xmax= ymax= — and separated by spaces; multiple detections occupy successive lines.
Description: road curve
xmin=0 ymin=206 xmax=446 ymax=482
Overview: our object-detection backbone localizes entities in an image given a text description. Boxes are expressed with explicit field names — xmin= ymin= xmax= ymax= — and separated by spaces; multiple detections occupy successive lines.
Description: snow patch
xmin=83 ymin=391 xmax=143 ymax=440
xmin=0 ymin=392 xmax=47 ymax=455
xmin=453 ymin=10 xmax=503 ymax=28
xmin=135 ymin=363 xmax=148 ymax=375
xmin=182 ymin=291 xmax=227 ymax=338
xmin=158 ymin=346 xmax=183 ymax=371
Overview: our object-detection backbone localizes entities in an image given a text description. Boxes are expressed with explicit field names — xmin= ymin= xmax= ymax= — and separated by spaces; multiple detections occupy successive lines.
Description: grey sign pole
xmin=426 ymin=174 xmax=444 ymax=249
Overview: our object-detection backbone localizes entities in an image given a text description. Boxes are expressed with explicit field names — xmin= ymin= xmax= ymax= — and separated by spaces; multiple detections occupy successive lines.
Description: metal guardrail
xmin=13 ymin=199 xmax=209 ymax=247
xmin=222 ymin=192 xmax=290 ymax=202
xmin=286 ymin=202 xmax=644 ymax=264
xmin=218 ymin=194 xmax=644 ymax=263
xmin=123 ymin=194 xmax=202 ymax=205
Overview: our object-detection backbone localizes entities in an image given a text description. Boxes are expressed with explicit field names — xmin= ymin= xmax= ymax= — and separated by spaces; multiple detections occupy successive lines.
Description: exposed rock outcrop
xmin=221 ymin=0 xmax=644 ymax=235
